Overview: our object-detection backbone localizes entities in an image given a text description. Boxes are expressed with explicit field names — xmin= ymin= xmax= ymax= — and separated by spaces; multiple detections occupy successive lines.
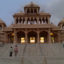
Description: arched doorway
xmin=50 ymin=32 xmax=58 ymax=43
xmin=40 ymin=31 xmax=48 ymax=43
xmin=8 ymin=32 xmax=14 ymax=43
xmin=28 ymin=31 xmax=37 ymax=44
xmin=0 ymin=25 xmax=2 ymax=30
xmin=17 ymin=31 xmax=25 ymax=44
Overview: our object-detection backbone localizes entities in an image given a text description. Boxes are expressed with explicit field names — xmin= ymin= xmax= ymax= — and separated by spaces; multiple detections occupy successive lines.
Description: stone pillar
xmin=18 ymin=17 xmax=21 ymax=24
xmin=33 ymin=9 xmax=34 ymax=13
xmin=21 ymin=17 xmax=23 ymax=24
xmin=37 ymin=17 xmax=39 ymax=24
xmin=44 ymin=16 xmax=46 ymax=23
xmin=37 ymin=8 xmax=38 ymax=13
xmin=57 ymin=31 xmax=61 ymax=43
xmin=14 ymin=29 xmax=17 ymax=43
xmin=25 ymin=32 xmax=28 ymax=43
xmin=25 ymin=17 xmax=27 ymax=24
xmin=25 ymin=8 xmax=27 ymax=13
xmin=48 ymin=29 xmax=51 ymax=43
xmin=48 ymin=16 xmax=50 ymax=24
xmin=30 ymin=8 xmax=31 ymax=13
xmin=37 ymin=31 xmax=40 ymax=43
xmin=60 ymin=24 xmax=62 ymax=29
xmin=40 ymin=18 xmax=42 ymax=24
xmin=5 ymin=32 xmax=8 ymax=43
xmin=14 ymin=17 xmax=17 ymax=24
xmin=20 ymin=18 xmax=21 ymax=22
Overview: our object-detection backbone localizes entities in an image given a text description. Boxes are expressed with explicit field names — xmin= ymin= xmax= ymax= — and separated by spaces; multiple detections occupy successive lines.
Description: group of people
xmin=9 ymin=45 xmax=18 ymax=57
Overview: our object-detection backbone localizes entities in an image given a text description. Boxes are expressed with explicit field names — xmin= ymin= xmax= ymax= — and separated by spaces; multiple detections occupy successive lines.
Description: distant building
xmin=0 ymin=2 xmax=64 ymax=43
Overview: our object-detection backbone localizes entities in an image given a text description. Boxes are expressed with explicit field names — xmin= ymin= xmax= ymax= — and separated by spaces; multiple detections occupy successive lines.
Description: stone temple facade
xmin=0 ymin=2 xmax=64 ymax=64
xmin=0 ymin=2 xmax=64 ymax=44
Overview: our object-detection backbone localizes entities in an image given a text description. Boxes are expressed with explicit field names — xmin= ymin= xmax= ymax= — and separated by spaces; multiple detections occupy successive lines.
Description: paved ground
xmin=0 ymin=43 xmax=64 ymax=64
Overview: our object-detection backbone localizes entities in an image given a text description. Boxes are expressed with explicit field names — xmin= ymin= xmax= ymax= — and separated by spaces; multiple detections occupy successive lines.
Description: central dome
xmin=24 ymin=2 xmax=40 ymax=8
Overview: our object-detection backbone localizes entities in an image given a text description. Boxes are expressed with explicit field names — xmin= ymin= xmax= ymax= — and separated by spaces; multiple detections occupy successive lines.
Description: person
xmin=9 ymin=46 xmax=13 ymax=57
xmin=14 ymin=45 xmax=18 ymax=56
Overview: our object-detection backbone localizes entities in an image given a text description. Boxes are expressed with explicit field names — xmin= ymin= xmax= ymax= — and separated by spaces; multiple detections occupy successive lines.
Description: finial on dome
xmin=31 ymin=1 xmax=33 ymax=4
xmin=30 ymin=1 xmax=34 ymax=6
xmin=61 ymin=18 xmax=64 ymax=21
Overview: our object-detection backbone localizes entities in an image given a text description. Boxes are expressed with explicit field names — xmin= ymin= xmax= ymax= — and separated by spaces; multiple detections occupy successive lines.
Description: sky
xmin=0 ymin=0 xmax=64 ymax=26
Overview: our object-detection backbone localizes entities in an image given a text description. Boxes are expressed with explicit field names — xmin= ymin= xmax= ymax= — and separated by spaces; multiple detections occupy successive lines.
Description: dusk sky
xmin=0 ymin=0 xmax=64 ymax=26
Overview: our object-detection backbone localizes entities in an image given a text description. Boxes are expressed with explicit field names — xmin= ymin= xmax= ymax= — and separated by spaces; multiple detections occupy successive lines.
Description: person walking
xmin=9 ymin=46 xmax=13 ymax=57
xmin=14 ymin=45 xmax=18 ymax=56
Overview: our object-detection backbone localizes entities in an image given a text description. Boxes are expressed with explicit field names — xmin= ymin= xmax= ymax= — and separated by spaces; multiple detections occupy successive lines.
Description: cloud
xmin=45 ymin=0 xmax=64 ymax=25
xmin=0 ymin=0 xmax=64 ymax=26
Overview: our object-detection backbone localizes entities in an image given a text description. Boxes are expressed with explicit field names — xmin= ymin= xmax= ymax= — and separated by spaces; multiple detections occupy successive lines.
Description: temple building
xmin=0 ymin=2 xmax=64 ymax=44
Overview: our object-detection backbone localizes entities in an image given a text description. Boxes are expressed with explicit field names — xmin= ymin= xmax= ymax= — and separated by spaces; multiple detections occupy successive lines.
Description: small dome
xmin=0 ymin=19 xmax=6 ymax=26
xmin=58 ymin=18 xmax=64 ymax=26
xmin=0 ymin=19 xmax=5 ymax=24
xmin=24 ymin=2 xmax=40 ymax=8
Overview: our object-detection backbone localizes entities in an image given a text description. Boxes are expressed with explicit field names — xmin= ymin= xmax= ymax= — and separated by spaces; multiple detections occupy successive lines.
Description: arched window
xmin=42 ymin=18 xmax=44 ymax=24
xmin=19 ymin=18 xmax=22 ymax=23
xmin=27 ymin=9 xmax=30 ymax=13
xmin=62 ymin=24 xmax=64 ymax=29
xmin=39 ymin=18 xmax=41 ymax=24
xmin=23 ymin=18 xmax=25 ymax=24
xmin=34 ymin=9 xmax=37 ymax=13
xmin=8 ymin=32 xmax=14 ymax=43
xmin=17 ymin=31 xmax=25 ymax=43
xmin=16 ymin=18 xmax=18 ymax=24
xmin=43 ymin=18 xmax=45 ymax=24
xmin=46 ymin=17 xmax=48 ymax=24
xmin=30 ymin=18 xmax=33 ymax=24
xmin=31 ymin=9 xmax=33 ymax=13
xmin=34 ymin=18 xmax=37 ymax=24
xmin=0 ymin=25 xmax=2 ymax=30
xmin=40 ymin=31 xmax=48 ymax=43
xmin=28 ymin=31 xmax=37 ymax=43
xmin=27 ymin=18 xmax=30 ymax=24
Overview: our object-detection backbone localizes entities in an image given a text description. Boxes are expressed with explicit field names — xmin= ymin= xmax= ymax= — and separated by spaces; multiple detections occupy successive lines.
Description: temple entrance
xmin=28 ymin=31 xmax=37 ymax=43
xmin=40 ymin=31 xmax=48 ymax=43
xmin=21 ymin=37 xmax=25 ymax=44
xmin=50 ymin=33 xmax=54 ymax=43
xmin=40 ymin=37 xmax=45 ymax=43
xmin=8 ymin=32 xmax=14 ymax=43
xmin=17 ymin=31 xmax=25 ymax=43
xmin=30 ymin=37 xmax=36 ymax=44
xmin=50 ymin=32 xmax=58 ymax=43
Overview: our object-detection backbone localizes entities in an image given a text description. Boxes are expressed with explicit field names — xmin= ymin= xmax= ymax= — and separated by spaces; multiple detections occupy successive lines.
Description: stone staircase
xmin=0 ymin=43 xmax=64 ymax=64
xmin=0 ymin=57 xmax=21 ymax=64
